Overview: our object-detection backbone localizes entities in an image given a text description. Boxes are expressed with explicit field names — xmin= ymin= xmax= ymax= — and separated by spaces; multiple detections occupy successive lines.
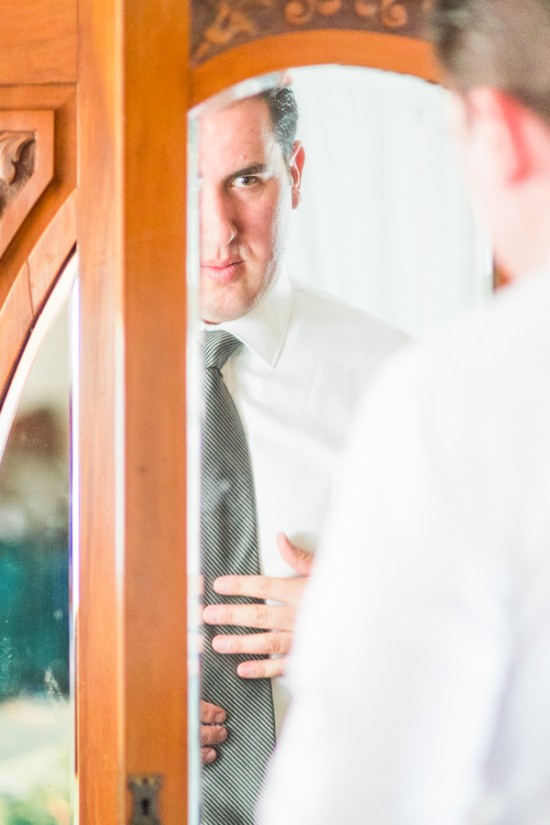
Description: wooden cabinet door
xmin=1 ymin=3 xmax=439 ymax=823
xmin=77 ymin=1 xmax=189 ymax=821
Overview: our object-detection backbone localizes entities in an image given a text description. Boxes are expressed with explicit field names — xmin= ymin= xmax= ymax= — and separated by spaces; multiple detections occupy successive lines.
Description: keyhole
xmin=128 ymin=774 xmax=162 ymax=824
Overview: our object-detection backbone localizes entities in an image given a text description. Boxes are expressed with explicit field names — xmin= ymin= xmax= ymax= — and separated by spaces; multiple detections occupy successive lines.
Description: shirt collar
xmin=202 ymin=272 xmax=293 ymax=369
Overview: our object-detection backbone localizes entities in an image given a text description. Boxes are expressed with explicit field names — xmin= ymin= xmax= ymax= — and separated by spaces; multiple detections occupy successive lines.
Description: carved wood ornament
xmin=0 ymin=111 xmax=54 ymax=258
xmin=0 ymin=131 xmax=34 ymax=187
xmin=192 ymin=0 xmax=433 ymax=63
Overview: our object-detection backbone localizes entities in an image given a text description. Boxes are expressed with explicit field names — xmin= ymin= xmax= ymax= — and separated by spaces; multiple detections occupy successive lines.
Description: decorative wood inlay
xmin=192 ymin=0 xmax=433 ymax=64
xmin=0 ymin=111 xmax=55 ymax=258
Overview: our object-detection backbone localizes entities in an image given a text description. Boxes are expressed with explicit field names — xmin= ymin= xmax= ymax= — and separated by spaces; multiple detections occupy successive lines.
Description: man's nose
xmin=200 ymin=187 xmax=237 ymax=252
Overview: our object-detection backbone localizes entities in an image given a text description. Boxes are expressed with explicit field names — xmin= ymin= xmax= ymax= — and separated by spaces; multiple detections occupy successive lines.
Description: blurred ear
xmin=289 ymin=141 xmax=305 ymax=209
xmin=456 ymin=87 xmax=530 ymax=184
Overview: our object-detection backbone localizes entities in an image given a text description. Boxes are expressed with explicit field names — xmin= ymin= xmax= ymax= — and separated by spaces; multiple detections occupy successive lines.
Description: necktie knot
xmin=203 ymin=330 xmax=242 ymax=371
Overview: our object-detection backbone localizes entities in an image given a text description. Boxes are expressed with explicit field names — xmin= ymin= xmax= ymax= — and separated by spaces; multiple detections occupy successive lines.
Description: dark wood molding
xmin=192 ymin=0 xmax=432 ymax=64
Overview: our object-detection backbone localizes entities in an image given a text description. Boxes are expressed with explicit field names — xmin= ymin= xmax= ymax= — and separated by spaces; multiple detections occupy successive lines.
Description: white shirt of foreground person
xmin=205 ymin=270 xmax=407 ymax=731
xmin=258 ymin=266 xmax=550 ymax=825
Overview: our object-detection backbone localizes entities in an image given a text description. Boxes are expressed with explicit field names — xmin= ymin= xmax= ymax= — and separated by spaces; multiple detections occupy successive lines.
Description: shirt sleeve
xmin=257 ymin=349 xmax=512 ymax=825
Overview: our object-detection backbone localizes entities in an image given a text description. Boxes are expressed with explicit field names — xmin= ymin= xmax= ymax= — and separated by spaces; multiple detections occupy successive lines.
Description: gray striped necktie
xmin=201 ymin=330 xmax=276 ymax=825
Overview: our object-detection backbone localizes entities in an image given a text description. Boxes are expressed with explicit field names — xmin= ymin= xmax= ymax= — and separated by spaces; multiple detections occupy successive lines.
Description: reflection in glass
xmin=286 ymin=65 xmax=492 ymax=336
xmin=0 ymin=273 xmax=73 ymax=824
xmin=187 ymin=66 xmax=493 ymax=823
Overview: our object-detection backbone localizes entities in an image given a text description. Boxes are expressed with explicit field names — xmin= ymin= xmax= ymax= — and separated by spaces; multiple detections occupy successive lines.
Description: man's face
xmin=198 ymin=96 xmax=304 ymax=324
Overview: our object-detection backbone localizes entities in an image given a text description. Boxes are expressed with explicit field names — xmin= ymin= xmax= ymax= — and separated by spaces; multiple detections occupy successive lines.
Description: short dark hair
xmin=431 ymin=0 xmax=550 ymax=124
xmin=257 ymin=86 xmax=299 ymax=164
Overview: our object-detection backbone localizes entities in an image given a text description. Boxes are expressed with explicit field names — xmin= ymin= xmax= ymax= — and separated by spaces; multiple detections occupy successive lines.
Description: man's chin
xmin=200 ymin=301 xmax=252 ymax=325
xmin=200 ymin=291 xmax=258 ymax=325
xmin=200 ymin=274 xmax=277 ymax=324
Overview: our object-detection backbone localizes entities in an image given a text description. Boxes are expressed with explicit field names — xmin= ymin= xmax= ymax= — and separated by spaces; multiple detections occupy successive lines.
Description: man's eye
xmin=233 ymin=175 xmax=259 ymax=188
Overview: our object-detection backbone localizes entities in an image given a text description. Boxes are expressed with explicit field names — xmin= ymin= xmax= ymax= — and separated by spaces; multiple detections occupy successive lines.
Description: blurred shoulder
xmin=355 ymin=267 xmax=550 ymax=456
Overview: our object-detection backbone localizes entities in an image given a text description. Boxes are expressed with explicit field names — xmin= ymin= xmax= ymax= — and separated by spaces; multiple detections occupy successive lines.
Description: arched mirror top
xmin=190 ymin=0 xmax=438 ymax=105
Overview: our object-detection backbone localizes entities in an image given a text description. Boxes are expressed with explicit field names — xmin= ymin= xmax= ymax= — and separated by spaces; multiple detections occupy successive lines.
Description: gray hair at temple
xmin=431 ymin=0 xmax=550 ymax=124
xmin=257 ymin=85 xmax=299 ymax=165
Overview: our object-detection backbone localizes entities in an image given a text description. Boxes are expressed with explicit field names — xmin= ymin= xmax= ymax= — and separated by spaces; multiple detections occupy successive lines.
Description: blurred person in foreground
xmin=258 ymin=2 xmax=550 ymax=823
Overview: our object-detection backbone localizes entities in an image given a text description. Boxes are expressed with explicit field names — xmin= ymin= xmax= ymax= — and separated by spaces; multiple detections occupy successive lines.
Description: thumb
xmin=276 ymin=532 xmax=314 ymax=576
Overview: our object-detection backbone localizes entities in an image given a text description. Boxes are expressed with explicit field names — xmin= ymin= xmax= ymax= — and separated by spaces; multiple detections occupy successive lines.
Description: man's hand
xmin=202 ymin=532 xmax=314 ymax=679
xmin=200 ymin=699 xmax=228 ymax=764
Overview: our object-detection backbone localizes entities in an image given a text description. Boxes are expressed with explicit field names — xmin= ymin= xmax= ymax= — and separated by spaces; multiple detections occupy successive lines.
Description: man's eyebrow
xmin=225 ymin=163 xmax=268 ymax=184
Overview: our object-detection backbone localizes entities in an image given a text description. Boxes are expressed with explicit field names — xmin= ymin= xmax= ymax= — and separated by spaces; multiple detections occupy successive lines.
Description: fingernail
xmin=212 ymin=636 xmax=233 ymax=653
xmin=203 ymin=606 xmax=220 ymax=623
xmin=218 ymin=727 xmax=228 ymax=742
xmin=213 ymin=577 xmax=232 ymax=594
xmin=214 ymin=711 xmax=226 ymax=724
xmin=204 ymin=748 xmax=216 ymax=764
xmin=238 ymin=662 xmax=254 ymax=678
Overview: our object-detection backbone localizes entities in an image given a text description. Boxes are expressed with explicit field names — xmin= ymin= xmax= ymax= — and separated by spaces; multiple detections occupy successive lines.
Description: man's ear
xmin=289 ymin=141 xmax=305 ymax=209
xmin=460 ymin=87 xmax=531 ymax=184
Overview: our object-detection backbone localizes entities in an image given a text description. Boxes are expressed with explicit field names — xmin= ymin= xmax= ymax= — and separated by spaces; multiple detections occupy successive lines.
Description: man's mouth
xmin=201 ymin=259 xmax=243 ymax=284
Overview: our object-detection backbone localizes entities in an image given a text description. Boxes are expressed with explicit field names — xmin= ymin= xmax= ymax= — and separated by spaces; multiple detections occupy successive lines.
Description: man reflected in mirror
xmin=197 ymin=85 xmax=407 ymax=823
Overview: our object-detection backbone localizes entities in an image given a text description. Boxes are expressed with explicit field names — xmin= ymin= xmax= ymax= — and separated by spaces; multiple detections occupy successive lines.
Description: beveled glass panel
xmin=0 ymin=260 xmax=75 ymax=824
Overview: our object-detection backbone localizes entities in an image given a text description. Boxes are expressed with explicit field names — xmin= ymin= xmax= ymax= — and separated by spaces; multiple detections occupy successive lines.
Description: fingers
xmin=200 ymin=700 xmax=228 ymax=765
xmin=201 ymin=723 xmax=227 ymax=748
xmin=276 ymin=532 xmax=315 ymax=576
xmin=212 ymin=630 xmax=292 ymax=657
xmin=202 ymin=747 xmax=217 ymax=764
xmin=212 ymin=574 xmax=305 ymax=606
xmin=200 ymin=699 xmax=227 ymax=724
xmin=237 ymin=656 xmax=288 ymax=679
xmin=210 ymin=535 xmax=314 ymax=611
xmin=203 ymin=602 xmax=296 ymax=631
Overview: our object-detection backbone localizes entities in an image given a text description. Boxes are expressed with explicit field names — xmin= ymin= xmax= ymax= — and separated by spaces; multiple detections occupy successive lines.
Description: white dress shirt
xmin=259 ymin=267 xmax=550 ymax=825
xmin=209 ymin=273 xmax=407 ymax=730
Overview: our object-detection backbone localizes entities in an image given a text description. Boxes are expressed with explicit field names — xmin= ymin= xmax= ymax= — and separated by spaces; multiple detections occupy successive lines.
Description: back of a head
xmin=431 ymin=0 xmax=550 ymax=124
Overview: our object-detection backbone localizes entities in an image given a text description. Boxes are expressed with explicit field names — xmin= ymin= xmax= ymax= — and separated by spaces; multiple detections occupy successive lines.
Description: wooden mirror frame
xmin=191 ymin=30 xmax=437 ymax=107
xmin=0 ymin=3 xmax=439 ymax=823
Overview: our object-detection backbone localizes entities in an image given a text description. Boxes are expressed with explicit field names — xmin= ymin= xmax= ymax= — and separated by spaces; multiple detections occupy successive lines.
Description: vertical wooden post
xmin=78 ymin=0 xmax=189 ymax=821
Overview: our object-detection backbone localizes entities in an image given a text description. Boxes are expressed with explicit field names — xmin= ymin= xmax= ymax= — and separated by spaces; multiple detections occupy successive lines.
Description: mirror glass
xmin=0 ymin=259 xmax=75 ymax=823
xmin=187 ymin=65 xmax=492 ymax=824
xmin=286 ymin=66 xmax=492 ymax=335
